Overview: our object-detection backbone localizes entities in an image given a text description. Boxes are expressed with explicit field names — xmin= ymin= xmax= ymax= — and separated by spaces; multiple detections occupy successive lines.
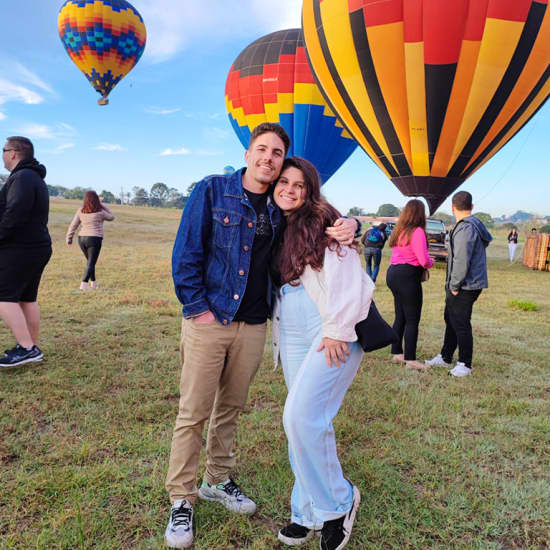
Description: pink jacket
xmin=390 ymin=226 xmax=434 ymax=269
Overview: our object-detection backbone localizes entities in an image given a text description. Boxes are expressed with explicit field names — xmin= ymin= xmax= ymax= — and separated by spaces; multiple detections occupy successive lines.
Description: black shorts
xmin=0 ymin=246 xmax=52 ymax=302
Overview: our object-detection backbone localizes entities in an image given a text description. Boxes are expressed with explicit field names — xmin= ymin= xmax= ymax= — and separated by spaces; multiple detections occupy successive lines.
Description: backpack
xmin=367 ymin=227 xmax=383 ymax=244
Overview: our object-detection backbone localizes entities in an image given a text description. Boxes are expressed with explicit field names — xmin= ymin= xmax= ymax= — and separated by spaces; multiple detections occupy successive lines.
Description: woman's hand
xmin=317 ymin=337 xmax=350 ymax=368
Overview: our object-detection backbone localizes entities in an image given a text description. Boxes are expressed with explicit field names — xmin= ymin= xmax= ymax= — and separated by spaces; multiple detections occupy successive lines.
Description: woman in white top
xmin=271 ymin=157 xmax=374 ymax=550
xmin=66 ymin=191 xmax=115 ymax=290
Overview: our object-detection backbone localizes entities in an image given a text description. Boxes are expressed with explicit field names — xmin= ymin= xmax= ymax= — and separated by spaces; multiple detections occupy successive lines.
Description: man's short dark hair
xmin=249 ymin=123 xmax=290 ymax=155
xmin=6 ymin=136 xmax=34 ymax=161
xmin=452 ymin=190 xmax=473 ymax=211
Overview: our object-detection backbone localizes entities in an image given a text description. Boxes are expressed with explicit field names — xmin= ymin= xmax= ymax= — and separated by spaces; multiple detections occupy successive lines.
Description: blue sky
xmin=0 ymin=0 xmax=548 ymax=217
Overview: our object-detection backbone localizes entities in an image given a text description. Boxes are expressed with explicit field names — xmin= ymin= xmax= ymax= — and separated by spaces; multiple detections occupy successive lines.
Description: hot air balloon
xmin=58 ymin=0 xmax=146 ymax=106
xmin=303 ymin=0 xmax=550 ymax=213
xmin=225 ymin=29 xmax=358 ymax=183
xmin=223 ymin=165 xmax=236 ymax=175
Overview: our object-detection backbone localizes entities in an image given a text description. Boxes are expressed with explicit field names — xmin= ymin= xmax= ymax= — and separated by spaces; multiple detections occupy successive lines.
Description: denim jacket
xmin=172 ymin=169 xmax=281 ymax=324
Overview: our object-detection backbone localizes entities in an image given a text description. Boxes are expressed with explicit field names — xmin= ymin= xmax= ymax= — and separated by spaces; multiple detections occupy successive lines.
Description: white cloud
xmin=133 ymin=0 xmax=301 ymax=63
xmin=14 ymin=63 xmax=54 ymax=94
xmin=0 ymin=112 xmax=5 ymax=121
xmin=95 ymin=143 xmax=126 ymax=151
xmin=160 ymin=147 xmax=191 ymax=156
xmin=196 ymin=149 xmax=222 ymax=157
xmin=203 ymin=127 xmax=231 ymax=141
xmin=144 ymin=106 xmax=182 ymax=115
xmin=0 ymin=79 xmax=44 ymax=105
xmin=56 ymin=143 xmax=75 ymax=153
xmin=19 ymin=122 xmax=76 ymax=140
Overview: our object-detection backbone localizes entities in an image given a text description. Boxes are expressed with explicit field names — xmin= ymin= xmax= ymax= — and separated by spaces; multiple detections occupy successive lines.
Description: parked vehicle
xmin=426 ymin=218 xmax=448 ymax=261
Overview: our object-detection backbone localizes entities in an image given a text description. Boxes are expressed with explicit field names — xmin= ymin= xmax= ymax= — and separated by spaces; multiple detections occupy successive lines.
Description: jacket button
xmin=243 ymin=245 xmax=249 ymax=251
xmin=248 ymin=222 xmax=253 ymax=228
xmin=239 ymin=270 xmax=245 ymax=276
xmin=234 ymin=294 xmax=239 ymax=300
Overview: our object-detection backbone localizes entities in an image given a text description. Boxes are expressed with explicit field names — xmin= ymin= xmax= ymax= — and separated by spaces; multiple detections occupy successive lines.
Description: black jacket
xmin=0 ymin=159 xmax=51 ymax=248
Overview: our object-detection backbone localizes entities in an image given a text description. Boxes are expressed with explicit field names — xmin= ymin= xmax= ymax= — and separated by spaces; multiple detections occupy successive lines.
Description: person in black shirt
xmin=0 ymin=136 xmax=51 ymax=367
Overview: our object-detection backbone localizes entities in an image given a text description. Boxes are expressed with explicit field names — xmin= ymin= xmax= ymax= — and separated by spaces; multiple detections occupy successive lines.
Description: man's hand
xmin=325 ymin=217 xmax=357 ymax=245
xmin=194 ymin=310 xmax=216 ymax=325
xmin=451 ymin=290 xmax=459 ymax=296
xmin=317 ymin=337 xmax=350 ymax=368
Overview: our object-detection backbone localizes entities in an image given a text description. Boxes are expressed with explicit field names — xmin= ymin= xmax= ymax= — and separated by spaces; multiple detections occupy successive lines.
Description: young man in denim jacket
xmin=165 ymin=123 xmax=358 ymax=548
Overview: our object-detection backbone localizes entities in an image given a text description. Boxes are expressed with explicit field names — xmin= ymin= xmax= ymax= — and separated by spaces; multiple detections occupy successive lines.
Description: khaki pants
xmin=165 ymin=318 xmax=267 ymax=504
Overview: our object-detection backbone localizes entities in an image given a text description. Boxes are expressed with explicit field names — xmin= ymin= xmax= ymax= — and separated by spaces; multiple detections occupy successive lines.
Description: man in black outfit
xmin=0 ymin=136 xmax=52 ymax=367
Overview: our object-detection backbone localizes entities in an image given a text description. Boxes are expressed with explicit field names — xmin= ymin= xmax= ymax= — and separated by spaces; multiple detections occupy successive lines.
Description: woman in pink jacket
xmin=385 ymin=199 xmax=433 ymax=371
xmin=66 ymin=191 xmax=115 ymax=290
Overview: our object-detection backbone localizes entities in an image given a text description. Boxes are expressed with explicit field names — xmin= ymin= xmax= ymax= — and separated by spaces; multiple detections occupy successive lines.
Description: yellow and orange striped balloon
xmin=303 ymin=0 xmax=549 ymax=212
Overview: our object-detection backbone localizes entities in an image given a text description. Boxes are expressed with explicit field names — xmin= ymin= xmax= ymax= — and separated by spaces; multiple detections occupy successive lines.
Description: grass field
xmin=1 ymin=199 xmax=549 ymax=550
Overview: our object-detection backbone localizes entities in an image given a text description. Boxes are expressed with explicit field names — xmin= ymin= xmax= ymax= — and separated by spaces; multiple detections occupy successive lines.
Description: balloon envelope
xmin=225 ymin=29 xmax=358 ymax=183
xmin=223 ymin=165 xmax=236 ymax=175
xmin=58 ymin=0 xmax=146 ymax=105
xmin=303 ymin=0 xmax=550 ymax=213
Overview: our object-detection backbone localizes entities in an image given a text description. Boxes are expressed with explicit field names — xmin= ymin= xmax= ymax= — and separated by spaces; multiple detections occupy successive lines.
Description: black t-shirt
xmin=233 ymin=189 xmax=273 ymax=324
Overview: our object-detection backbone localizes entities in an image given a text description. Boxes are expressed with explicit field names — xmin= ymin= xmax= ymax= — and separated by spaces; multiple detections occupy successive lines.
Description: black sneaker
xmin=278 ymin=522 xmax=315 ymax=546
xmin=319 ymin=485 xmax=360 ymax=550
xmin=0 ymin=344 xmax=43 ymax=367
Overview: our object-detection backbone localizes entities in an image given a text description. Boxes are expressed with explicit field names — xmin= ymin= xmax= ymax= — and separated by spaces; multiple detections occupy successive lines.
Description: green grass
xmin=508 ymin=299 xmax=539 ymax=312
xmin=1 ymin=201 xmax=549 ymax=549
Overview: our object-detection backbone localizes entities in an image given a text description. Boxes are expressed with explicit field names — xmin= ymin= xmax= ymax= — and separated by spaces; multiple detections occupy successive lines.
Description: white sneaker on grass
xmin=425 ymin=354 xmax=452 ymax=367
xmin=165 ymin=499 xmax=193 ymax=548
xmin=198 ymin=478 xmax=256 ymax=514
xmin=449 ymin=362 xmax=472 ymax=377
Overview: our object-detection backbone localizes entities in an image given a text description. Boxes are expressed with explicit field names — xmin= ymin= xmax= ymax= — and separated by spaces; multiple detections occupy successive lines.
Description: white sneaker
xmin=198 ymin=478 xmax=256 ymax=514
xmin=449 ymin=362 xmax=472 ymax=377
xmin=165 ymin=499 xmax=193 ymax=548
xmin=425 ymin=354 xmax=452 ymax=367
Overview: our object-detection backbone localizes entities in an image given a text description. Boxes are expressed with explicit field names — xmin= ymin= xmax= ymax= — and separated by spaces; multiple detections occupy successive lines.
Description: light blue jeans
xmin=279 ymin=283 xmax=363 ymax=529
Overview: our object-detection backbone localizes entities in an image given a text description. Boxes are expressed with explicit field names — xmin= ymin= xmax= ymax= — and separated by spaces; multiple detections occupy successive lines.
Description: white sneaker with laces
xmin=449 ymin=362 xmax=472 ymax=377
xmin=198 ymin=478 xmax=256 ymax=514
xmin=425 ymin=354 xmax=452 ymax=367
xmin=165 ymin=499 xmax=194 ymax=548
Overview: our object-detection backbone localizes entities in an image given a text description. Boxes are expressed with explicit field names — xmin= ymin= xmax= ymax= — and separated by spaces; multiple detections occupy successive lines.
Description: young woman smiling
xmin=270 ymin=157 xmax=374 ymax=550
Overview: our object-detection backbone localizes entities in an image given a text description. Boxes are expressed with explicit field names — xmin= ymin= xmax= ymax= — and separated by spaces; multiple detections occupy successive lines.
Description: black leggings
xmin=78 ymin=236 xmax=103 ymax=282
xmin=386 ymin=264 xmax=423 ymax=360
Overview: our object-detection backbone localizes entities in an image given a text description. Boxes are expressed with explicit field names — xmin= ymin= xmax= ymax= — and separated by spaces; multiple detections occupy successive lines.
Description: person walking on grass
xmin=361 ymin=222 xmax=387 ymax=282
xmin=426 ymin=191 xmax=492 ymax=377
xmin=386 ymin=199 xmax=434 ymax=372
xmin=507 ymin=228 xmax=518 ymax=263
xmin=0 ymin=136 xmax=51 ymax=368
xmin=66 ymin=190 xmax=115 ymax=290
xmin=270 ymin=157 xmax=370 ymax=550
xmin=165 ymin=123 xmax=358 ymax=549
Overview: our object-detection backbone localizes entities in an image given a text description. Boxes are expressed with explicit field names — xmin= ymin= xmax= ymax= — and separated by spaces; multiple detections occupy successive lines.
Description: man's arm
xmin=449 ymin=225 xmax=475 ymax=291
xmin=172 ymin=179 xmax=213 ymax=318
xmin=325 ymin=217 xmax=360 ymax=244
xmin=0 ymin=174 xmax=34 ymax=243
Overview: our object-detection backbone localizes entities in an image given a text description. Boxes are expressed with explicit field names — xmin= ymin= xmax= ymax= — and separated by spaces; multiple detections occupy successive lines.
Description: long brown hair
xmin=388 ymin=199 xmax=427 ymax=247
xmin=278 ymin=157 xmax=346 ymax=284
xmin=81 ymin=191 xmax=102 ymax=214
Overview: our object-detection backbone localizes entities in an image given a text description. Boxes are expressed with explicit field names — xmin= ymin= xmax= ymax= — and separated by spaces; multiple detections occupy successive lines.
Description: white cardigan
xmin=272 ymin=246 xmax=375 ymax=367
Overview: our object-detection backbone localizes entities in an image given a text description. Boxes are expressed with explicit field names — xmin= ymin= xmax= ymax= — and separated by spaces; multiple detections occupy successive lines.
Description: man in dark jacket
xmin=361 ymin=222 xmax=387 ymax=282
xmin=0 ymin=136 xmax=52 ymax=367
xmin=426 ymin=191 xmax=492 ymax=377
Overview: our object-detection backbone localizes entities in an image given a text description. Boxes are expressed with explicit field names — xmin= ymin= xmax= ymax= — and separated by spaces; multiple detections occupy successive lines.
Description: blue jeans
xmin=279 ymin=284 xmax=363 ymax=528
xmin=363 ymin=247 xmax=382 ymax=281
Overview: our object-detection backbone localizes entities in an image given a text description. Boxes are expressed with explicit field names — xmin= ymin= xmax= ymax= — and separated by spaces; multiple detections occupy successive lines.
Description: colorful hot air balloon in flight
xmin=303 ymin=0 xmax=550 ymax=213
xmin=225 ymin=29 xmax=358 ymax=183
xmin=223 ymin=165 xmax=236 ymax=175
xmin=58 ymin=0 xmax=147 ymax=106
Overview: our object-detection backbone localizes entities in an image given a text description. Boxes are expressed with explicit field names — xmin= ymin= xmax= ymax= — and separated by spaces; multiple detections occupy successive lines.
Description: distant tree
xmin=377 ymin=203 xmax=400 ymax=217
xmin=501 ymin=222 xmax=516 ymax=231
xmin=166 ymin=188 xmax=186 ymax=208
xmin=100 ymin=190 xmax=116 ymax=203
xmin=64 ymin=186 xmax=90 ymax=200
xmin=132 ymin=186 xmax=149 ymax=206
xmin=474 ymin=212 xmax=494 ymax=228
xmin=47 ymin=184 xmax=59 ymax=196
xmin=186 ymin=181 xmax=198 ymax=196
xmin=150 ymin=182 xmax=169 ymax=206
xmin=539 ymin=224 xmax=550 ymax=234
xmin=433 ymin=211 xmax=454 ymax=225
xmin=347 ymin=206 xmax=366 ymax=216
xmin=0 ymin=173 xmax=8 ymax=186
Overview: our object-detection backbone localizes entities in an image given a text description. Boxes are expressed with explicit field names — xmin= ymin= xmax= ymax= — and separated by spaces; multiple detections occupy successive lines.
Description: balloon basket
xmin=98 ymin=98 xmax=109 ymax=106
xmin=522 ymin=234 xmax=550 ymax=272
